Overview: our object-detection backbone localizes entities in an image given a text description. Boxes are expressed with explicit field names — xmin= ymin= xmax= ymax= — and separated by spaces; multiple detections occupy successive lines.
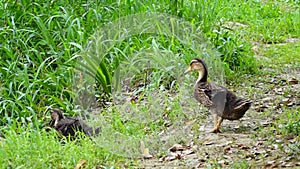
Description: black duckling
xmin=49 ymin=108 xmax=101 ymax=137
xmin=185 ymin=58 xmax=251 ymax=133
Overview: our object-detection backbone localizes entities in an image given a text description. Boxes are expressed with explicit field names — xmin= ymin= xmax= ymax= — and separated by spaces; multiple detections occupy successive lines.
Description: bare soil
xmin=136 ymin=51 xmax=300 ymax=169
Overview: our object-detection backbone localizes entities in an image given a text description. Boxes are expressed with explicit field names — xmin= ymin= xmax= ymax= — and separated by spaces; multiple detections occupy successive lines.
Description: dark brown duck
xmin=49 ymin=108 xmax=101 ymax=137
xmin=185 ymin=58 xmax=251 ymax=133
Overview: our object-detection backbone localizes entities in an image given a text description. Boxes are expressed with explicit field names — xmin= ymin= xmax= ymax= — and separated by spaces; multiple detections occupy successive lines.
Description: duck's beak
xmin=184 ymin=66 xmax=192 ymax=74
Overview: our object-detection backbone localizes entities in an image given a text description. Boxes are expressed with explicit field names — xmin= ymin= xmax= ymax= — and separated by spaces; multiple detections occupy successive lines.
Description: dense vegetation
xmin=0 ymin=0 xmax=299 ymax=168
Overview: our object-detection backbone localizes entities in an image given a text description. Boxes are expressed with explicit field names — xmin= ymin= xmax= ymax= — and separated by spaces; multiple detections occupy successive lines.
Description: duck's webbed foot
xmin=206 ymin=113 xmax=223 ymax=133
xmin=208 ymin=128 xmax=221 ymax=133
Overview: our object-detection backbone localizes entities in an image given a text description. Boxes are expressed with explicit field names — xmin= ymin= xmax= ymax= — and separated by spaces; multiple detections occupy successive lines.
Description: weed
xmin=0 ymin=0 xmax=299 ymax=167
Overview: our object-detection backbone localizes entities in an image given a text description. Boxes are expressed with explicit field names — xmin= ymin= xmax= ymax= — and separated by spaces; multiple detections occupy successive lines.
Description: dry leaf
xmin=288 ymin=78 xmax=298 ymax=85
xmin=203 ymin=140 xmax=214 ymax=145
xmin=238 ymin=144 xmax=249 ymax=150
xmin=261 ymin=120 xmax=271 ymax=127
xmin=169 ymin=144 xmax=184 ymax=152
xmin=159 ymin=155 xmax=166 ymax=162
xmin=182 ymin=149 xmax=194 ymax=156
xmin=255 ymin=105 xmax=269 ymax=112
xmin=139 ymin=141 xmax=153 ymax=159
xmin=272 ymin=144 xmax=279 ymax=150
xmin=258 ymin=137 xmax=267 ymax=141
xmin=175 ymin=153 xmax=182 ymax=160
xmin=218 ymin=160 xmax=227 ymax=166
xmin=280 ymin=162 xmax=293 ymax=167
xmin=74 ymin=160 xmax=87 ymax=169
xmin=256 ymin=141 xmax=264 ymax=146
xmin=223 ymin=146 xmax=231 ymax=154
xmin=160 ymin=143 xmax=195 ymax=162
xmin=281 ymin=98 xmax=294 ymax=107
xmin=195 ymin=162 xmax=205 ymax=168
xmin=273 ymin=88 xmax=283 ymax=95
xmin=185 ymin=119 xmax=195 ymax=126
xmin=265 ymin=160 xmax=278 ymax=168
xmin=253 ymin=149 xmax=266 ymax=155
xmin=143 ymin=148 xmax=153 ymax=159
xmin=161 ymin=152 xmax=181 ymax=161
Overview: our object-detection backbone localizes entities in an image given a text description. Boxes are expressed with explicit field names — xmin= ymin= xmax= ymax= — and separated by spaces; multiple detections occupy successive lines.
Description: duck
xmin=184 ymin=58 xmax=251 ymax=133
xmin=49 ymin=108 xmax=101 ymax=137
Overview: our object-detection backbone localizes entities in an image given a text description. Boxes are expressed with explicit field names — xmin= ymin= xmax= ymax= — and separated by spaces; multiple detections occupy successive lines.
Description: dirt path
xmin=136 ymin=56 xmax=300 ymax=168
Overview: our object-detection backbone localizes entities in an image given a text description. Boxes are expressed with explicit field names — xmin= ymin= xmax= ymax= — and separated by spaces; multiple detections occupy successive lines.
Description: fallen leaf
xmin=195 ymin=162 xmax=205 ymax=168
xmin=280 ymin=162 xmax=293 ymax=167
xmin=185 ymin=119 xmax=195 ymax=126
xmin=182 ymin=149 xmax=194 ymax=156
xmin=265 ymin=160 xmax=278 ymax=168
xmin=238 ymin=144 xmax=250 ymax=150
xmin=218 ymin=160 xmax=227 ymax=166
xmin=160 ymin=143 xmax=195 ymax=162
xmin=253 ymin=149 xmax=266 ymax=156
xmin=175 ymin=153 xmax=182 ymax=160
xmin=223 ymin=146 xmax=231 ymax=154
xmin=159 ymin=156 xmax=166 ymax=162
xmin=203 ymin=140 xmax=214 ymax=145
xmin=272 ymin=144 xmax=279 ymax=150
xmin=256 ymin=141 xmax=264 ymax=146
xmin=143 ymin=148 xmax=153 ymax=159
xmin=284 ymin=156 xmax=293 ymax=161
xmin=273 ymin=88 xmax=283 ymax=95
xmin=223 ymin=155 xmax=231 ymax=159
xmin=284 ymin=135 xmax=295 ymax=140
xmin=167 ymin=152 xmax=179 ymax=161
xmin=261 ymin=120 xmax=271 ymax=127
xmin=258 ymin=137 xmax=267 ymax=141
xmin=288 ymin=78 xmax=298 ymax=85
xmin=139 ymin=141 xmax=153 ymax=159
xmin=281 ymin=98 xmax=294 ymax=107
xmin=169 ymin=144 xmax=184 ymax=152
xmin=160 ymin=152 xmax=181 ymax=161
xmin=255 ymin=105 xmax=269 ymax=112
xmin=74 ymin=160 xmax=87 ymax=169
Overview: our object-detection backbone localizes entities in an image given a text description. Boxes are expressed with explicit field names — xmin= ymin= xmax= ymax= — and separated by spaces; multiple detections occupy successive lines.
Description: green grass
xmin=0 ymin=0 xmax=300 ymax=168
xmin=261 ymin=42 xmax=300 ymax=68
xmin=0 ymin=128 xmax=120 ymax=168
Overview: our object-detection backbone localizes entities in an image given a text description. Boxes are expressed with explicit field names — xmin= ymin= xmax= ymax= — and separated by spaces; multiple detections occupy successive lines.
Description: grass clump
xmin=0 ymin=128 xmax=119 ymax=168
xmin=0 ymin=0 xmax=299 ymax=167
xmin=2 ymin=0 xmax=298 ymax=124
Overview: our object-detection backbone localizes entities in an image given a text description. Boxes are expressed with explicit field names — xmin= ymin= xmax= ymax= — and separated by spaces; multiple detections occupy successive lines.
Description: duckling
xmin=49 ymin=108 xmax=101 ymax=137
xmin=184 ymin=58 xmax=251 ymax=133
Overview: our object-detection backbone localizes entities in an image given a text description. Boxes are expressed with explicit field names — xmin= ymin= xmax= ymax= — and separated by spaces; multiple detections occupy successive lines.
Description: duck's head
xmin=50 ymin=108 xmax=64 ymax=128
xmin=184 ymin=58 xmax=208 ymax=82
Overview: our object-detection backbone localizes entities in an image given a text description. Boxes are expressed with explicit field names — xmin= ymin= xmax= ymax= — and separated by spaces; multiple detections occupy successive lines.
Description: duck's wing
xmin=194 ymin=83 xmax=213 ymax=107
xmin=55 ymin=118 xmax=80 ymax=136
xmin=232 ymin=98 xmax=252 ymax=112
xmin=56 ymin=117 xmax=78 ymax=127
xmin=77 ymin=120 xmax=96 ymax=136
xmin=209 ymin=83 xmax=228 ymax=113
xmin=194 ymin=82 xmax=228 ymax=108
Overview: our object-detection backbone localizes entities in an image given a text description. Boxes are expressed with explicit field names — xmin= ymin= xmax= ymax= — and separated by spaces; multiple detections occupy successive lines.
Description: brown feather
xmin=49 ymin=109 xmax=101 ymax=137
xmin=188 ymin=58 xmax=251 ymax=121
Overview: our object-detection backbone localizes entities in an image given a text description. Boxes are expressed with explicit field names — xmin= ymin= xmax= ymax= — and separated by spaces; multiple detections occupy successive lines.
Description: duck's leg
xmin=216 ymin=117 xmax=223 ymax=132
xmin=208 ymin=114 xmax=221 ymax=133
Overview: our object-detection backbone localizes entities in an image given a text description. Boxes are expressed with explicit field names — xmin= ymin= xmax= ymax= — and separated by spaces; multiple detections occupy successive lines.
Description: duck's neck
xmin=196 ymin=70 xmax=207 ymax=83
xmin=54 ymin=118 xmax=59 ymax=128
